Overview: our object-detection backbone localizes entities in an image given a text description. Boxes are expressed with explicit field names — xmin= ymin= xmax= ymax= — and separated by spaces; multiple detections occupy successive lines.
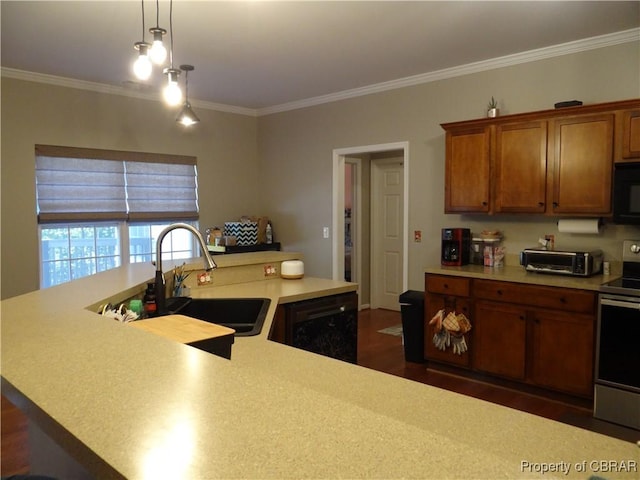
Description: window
xmin=128 ymin=223 xmax=196 ymax=264
xmin=35 ymin=145 xmax=199 ymax=288
xmin=40 ymin=223 xmax=121 ymax=288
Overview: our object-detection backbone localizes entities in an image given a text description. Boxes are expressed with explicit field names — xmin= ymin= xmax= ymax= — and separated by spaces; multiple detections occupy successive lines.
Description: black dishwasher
xmin=285 ymin=292 xmax=358 ymax=364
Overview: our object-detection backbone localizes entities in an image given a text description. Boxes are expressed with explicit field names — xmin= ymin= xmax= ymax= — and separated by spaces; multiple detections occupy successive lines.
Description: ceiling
xmin=2 ymin=1 xmax=639 ymax=113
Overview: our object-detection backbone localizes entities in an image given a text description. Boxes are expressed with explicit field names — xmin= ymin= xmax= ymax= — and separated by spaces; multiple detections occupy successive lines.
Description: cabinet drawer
xmin=473 ymin=279 xmax=596 ymax=314
xmin=426 ymin=275 xmax=470 ymax=297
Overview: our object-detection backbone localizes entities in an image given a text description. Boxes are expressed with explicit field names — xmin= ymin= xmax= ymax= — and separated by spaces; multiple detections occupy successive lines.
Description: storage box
xmin=224 ymin=222 xmax=258 ymax=246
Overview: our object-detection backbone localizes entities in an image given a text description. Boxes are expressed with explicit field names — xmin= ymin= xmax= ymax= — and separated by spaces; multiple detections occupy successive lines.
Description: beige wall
xmin=2 ymin=41 xmax=639 ymax=298
xmin=258 ymin=42 xmax=640 ymax=290
xmin=1 ymin=78 xmax=259 ymax=299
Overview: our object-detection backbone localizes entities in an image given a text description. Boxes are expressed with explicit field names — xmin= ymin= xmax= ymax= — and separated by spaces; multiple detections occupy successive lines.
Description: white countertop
xmin=1 ymin=258 xmax=638 ymax=479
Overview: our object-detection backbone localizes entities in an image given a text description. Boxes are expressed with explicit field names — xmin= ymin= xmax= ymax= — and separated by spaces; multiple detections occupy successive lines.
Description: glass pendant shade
xmin=163 ymin=68 xmax=182 ymax=106
xmin=177 ymin=102 xmax=200 ymax=126
xmin=149 ymin=27 xmax=167 ymax=65
xmin=176 ymin=65 xmax=199 ymax=126
xmin=133 ymin=42 xmax=152 ymax=80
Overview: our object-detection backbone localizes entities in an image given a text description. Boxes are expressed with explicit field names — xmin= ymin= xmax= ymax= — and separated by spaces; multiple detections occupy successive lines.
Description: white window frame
xmin=38 ymin=220 xmax=200 ymax=289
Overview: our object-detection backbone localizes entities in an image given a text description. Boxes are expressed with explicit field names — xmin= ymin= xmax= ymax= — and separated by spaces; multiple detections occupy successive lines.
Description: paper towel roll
xmin=557 ymin=218 xmax=601 ymax=234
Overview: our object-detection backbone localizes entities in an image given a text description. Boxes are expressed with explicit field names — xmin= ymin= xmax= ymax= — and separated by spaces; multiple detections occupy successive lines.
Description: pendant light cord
xmin=168 ymin=0 xmax=174 ymax=68
xmin=155 ymin=0 xmax=160 ymax=28
xmin=140 ymin=0 xmax=146 ymax=41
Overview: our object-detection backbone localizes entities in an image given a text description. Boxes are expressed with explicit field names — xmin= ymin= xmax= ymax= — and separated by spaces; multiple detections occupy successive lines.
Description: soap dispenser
xmin=266 ymin=222 xmax=273 ymax=244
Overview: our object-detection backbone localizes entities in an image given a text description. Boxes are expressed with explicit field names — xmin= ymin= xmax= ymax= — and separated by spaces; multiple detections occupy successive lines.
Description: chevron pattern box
xmin=224 ymin=222 xmax=258 ymax=246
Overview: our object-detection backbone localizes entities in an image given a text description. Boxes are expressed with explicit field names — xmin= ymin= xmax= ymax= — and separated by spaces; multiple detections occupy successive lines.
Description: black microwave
xmin=613 ymin=162 xmax=640 ymax=224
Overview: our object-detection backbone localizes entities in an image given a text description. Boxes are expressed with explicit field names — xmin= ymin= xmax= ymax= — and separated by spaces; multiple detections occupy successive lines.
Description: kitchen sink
xmin=164 ymin=297 xmax=271 ymax=337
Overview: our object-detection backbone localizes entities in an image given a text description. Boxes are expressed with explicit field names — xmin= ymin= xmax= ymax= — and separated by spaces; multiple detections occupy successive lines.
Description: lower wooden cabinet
xmin=425 ymin=273 xmax=597 ymax=399
xmin=473 ymin=300 xmax=526 ymax=380
xmin=529 ymin=309 xmax=594 ymax=397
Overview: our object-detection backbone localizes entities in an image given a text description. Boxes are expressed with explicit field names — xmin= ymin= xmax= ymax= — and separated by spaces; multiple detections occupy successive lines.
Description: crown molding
xmin=2 ymin=28 xmax=638 ymax=118
xmin=257 ymin=27 xmax=640 ymax=116
xmin=0 ymin=67 xmax=258 ymax=117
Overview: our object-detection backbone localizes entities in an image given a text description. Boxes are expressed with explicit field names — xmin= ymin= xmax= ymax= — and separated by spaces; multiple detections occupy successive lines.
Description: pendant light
xmin=162 ymin=0 xmax=182 ymax=106
xmin=176 ymin=65 xmax=200 ymax=126
xmin=148 ymin=0 xmax=167 ymax=65
xmin=163 ymin=68 xmax=182 ymax=106
xmin=133 ymin=0 xmax=152 ymax=80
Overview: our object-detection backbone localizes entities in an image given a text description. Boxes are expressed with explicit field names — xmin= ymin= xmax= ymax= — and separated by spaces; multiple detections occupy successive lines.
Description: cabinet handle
xmin=553 ymin=202 xmax=559 ymax=207
xmin=497 ymin=289 xmax=503 ymax=295
xmin=519 ymin=315 xmax=525 ymax=321
xmin=560 ymin=297 xmax=567 ymax=304
xmin=443 ymin=284 xmax=448 ymax=289
xmin=538 ymin=202 xmax=544 ymax=207
xmin=482 ymin=201 xmax=488 ymax=206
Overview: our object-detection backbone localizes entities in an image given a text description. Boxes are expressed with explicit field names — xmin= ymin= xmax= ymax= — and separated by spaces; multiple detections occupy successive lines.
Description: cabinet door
xmin=529 ymin=309 xmax=595 ymax=397
xmin=445 ymin=126 xmax=491 ymax=213
xmin=549 ymin=114 xmax=614 ymax=214
xmin=424 ymin=293 xmax=471 ymax=368
xmin=473 ymin=300 xmax=526 ymax=380
xmin=622 ymin=109 xmax=640 ymax=160
xmin=494 ymin=121 xmax=547 ymax=213
xmin=268 ymin=305 xmax=287 ymax=344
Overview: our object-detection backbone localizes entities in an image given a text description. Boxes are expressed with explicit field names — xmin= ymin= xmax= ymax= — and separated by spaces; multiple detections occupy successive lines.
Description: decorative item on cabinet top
xmin=487 ymin=96 xmax=499 ymax=118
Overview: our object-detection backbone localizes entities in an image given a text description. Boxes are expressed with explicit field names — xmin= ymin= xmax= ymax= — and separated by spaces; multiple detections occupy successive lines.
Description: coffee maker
xmin=441 ymin=228 xmax=471 ymax=266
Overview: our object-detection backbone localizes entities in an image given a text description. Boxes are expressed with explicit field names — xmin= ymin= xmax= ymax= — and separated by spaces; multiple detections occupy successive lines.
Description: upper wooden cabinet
xmin=444 ymin=125 xmax=491 ymax=213
xmin=441 ymin=99 xmax=640 ymax=216
xmin=494 ymin=120 xmax=547 ymax=213
xmin=618 ymin=109 xmax=640 ymax=161
xmin=549 ymin=113 xmax=614 ymax=214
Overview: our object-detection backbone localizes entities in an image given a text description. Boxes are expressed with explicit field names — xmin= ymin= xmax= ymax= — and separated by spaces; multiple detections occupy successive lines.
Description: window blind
xmin=35 ymin=145 xmax=198 ymax=223
xmin=126 ymin=161 xmax=198 ymax=220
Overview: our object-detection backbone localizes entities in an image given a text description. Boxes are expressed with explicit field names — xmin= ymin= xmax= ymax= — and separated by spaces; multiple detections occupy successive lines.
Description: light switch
xmin=323 ymin=227 xmax=330 ymax=239
xmin=414 ymin=230 xmax=422 ymax=242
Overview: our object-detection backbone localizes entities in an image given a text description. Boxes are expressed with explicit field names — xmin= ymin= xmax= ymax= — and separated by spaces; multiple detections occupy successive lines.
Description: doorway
xmin=333 ymin=142 xmax=408 ymax=311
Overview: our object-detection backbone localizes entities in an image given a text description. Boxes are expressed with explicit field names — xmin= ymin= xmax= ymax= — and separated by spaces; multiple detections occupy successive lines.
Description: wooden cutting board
xmin=129 ymin=314 xmax=235 ymax=344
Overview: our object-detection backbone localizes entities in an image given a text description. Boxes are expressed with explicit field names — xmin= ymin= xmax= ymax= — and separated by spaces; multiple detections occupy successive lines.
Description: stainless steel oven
xmin=596 ymin=241 xmax=640 ymax=430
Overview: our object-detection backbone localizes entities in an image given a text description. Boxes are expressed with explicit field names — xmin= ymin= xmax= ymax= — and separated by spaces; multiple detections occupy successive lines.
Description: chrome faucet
xmin=154 ymin=223 xmax=217 ymax=314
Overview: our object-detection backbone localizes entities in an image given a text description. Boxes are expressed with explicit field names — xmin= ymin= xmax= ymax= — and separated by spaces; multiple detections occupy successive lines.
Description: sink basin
xmin=164 ymin=297 xmax=271 ymax=337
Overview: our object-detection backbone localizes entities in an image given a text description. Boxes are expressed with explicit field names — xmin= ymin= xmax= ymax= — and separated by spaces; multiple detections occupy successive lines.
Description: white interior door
xmin=371 ymin=158 xmax=404 ymax=311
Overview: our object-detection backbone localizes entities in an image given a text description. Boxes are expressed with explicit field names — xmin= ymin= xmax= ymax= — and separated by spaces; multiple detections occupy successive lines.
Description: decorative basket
xmin=223 ymin=222 xmax=258 ymax=246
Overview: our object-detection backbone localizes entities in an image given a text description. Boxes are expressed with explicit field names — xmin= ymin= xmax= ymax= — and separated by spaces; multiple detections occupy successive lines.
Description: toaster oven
xmin=520 ymin=248 xmax=603 ymax=277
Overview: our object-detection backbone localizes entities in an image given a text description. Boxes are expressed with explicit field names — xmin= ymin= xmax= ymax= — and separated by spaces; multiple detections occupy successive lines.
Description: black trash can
xmin=399 ymin=290 xmax=425 ymax=363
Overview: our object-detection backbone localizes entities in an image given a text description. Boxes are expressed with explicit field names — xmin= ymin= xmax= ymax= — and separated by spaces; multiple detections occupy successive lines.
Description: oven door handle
xmin=600 ymin=298 xmax=640 ymax=309
xmin=307 ymin=305 xmax=347 ymax=321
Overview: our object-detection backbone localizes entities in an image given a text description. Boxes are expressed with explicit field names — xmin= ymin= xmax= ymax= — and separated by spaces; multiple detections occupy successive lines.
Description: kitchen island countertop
xmin=1 ymin=257 xmax=637 ymax=479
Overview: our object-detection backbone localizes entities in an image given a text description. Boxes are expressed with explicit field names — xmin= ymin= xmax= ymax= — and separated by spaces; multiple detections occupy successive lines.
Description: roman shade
xmin=35 ymin=145 xmax=198 ymax=223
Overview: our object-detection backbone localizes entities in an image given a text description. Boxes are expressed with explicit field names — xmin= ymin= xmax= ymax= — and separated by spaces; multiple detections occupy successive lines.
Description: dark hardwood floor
xmin=1 ymin=394 xmax=29 ymax=476
xmin=2 ymin=308 xmax=637 ymax=476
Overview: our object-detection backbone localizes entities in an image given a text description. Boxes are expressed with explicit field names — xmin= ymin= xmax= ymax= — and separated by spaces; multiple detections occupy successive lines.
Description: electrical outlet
xmin=323 ymin=227 xmax=330 ymax=239
xmin=263 ymin=264 xmax=277 ymax=277
xmin=197 ymin=272 xmax=212 ymax=286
